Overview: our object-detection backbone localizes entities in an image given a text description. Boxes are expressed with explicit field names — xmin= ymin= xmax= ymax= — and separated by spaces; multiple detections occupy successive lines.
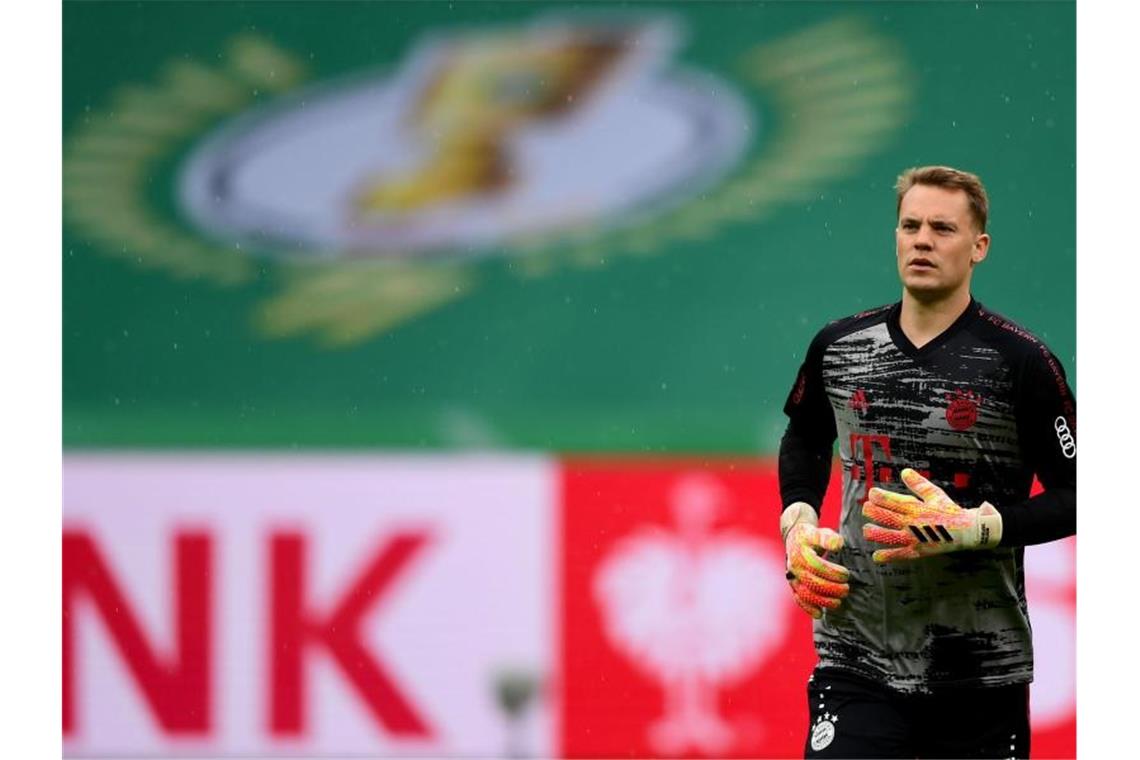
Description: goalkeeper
xmin=778 ymin=166 xmax=1075 ymax=759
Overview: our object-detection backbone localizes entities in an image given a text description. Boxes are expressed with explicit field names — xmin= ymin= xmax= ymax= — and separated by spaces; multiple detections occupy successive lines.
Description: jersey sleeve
xmin=995 ymin=344 xmax=1077 ymax=546
xmin=782 ymin=329 xmax=837 ymax=441
xmin=779 ymin=329 xmax=837 ymax=510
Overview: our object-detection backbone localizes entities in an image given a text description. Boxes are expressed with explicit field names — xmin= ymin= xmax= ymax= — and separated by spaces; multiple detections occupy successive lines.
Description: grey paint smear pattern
xmin=815 ymin=322 xmax=1032 ymax=693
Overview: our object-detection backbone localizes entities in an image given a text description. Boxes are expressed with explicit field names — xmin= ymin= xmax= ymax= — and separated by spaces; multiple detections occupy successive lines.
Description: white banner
xmin=64 ymin=454 xmax=556 ymax=757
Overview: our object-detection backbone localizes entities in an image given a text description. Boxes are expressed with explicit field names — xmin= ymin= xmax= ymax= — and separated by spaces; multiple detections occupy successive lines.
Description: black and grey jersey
xmin=779 ymin=298 xmax=1076 ymax=693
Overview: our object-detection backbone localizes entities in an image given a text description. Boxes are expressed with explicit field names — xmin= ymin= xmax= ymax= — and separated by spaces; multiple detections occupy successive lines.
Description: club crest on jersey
xmin=810 ymin=714 xmax=837 ymax=751
xmin=848 ymin=389 xmax=869 ymax=414
xmin=945 ymin=389 xmax=980 ymax=431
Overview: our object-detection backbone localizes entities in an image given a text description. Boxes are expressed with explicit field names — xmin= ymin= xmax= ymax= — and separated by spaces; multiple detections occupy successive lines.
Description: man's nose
xmin=913 ymin=224 xmax=934 ymax=250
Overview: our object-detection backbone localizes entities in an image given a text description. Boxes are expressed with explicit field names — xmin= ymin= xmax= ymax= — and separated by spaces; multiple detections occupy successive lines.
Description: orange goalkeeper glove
xmin=781 ymin=502 xmax=850 ymax=619
xmin=861 ymin=468 xmax=1003 ymax=563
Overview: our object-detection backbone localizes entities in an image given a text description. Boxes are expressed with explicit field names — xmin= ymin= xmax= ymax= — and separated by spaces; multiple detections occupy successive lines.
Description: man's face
xmin=895 ymin=184 xmax=989 ymax=301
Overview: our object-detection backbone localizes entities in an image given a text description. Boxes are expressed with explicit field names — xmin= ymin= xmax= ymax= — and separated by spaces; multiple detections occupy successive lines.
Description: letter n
xmin=62 ymin=530 xmax=212 ymax=735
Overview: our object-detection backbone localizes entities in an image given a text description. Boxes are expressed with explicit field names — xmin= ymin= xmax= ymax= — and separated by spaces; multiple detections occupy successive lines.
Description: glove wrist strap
xmin=780 ymin=501 xmax=818 ymax=542
xmin=975 ymin=502 xmax=1003 ymax=548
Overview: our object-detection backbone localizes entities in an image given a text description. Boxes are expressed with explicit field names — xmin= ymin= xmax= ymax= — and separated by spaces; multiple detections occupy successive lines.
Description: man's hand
xmin=861 ymin=468 xmax=1003 ymax=563
xmin=781 ymin=502 xmax=850 ymax=619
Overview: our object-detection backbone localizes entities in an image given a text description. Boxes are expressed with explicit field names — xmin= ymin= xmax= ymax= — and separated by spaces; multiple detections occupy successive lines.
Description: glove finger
xmin=794 ymin=569 xmax=849 ymax=600
xmin=873 ymin=546 xmax=921 ymax=563
xmin=861 ymin=502 xmax=909 ymax=529
xmin=792 ymin=543 xmax=850 ymax=582
xmin=795 ymin=582 xmax=844 ymax=611
xmin=808 ymin=527 xmax=845 ymax=553
xmin=791 ymin=592 xmax=823 ymax=619
xmin=862 ymin=523 xmax=914 ymax=547
xmin=901 ymin=468 xmax=948 ymax=503
xmin=867 ymin=487 xmax=923 ymax=514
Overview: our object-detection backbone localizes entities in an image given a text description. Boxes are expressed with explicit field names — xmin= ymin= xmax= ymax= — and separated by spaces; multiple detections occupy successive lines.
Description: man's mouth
xmin=908 ymin=257 xmax=935 ymax=269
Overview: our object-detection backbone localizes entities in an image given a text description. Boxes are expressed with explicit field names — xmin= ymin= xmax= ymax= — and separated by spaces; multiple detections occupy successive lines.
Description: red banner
xmin=559 ymin=459 xmax=1074 ymax=759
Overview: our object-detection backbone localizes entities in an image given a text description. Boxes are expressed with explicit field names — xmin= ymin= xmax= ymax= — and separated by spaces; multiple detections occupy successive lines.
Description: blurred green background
xmin=63 ymin=1 xmax=1075 ymax=453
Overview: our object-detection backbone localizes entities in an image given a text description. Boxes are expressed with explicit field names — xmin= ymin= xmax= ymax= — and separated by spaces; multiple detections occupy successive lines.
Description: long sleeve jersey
xmin=778 ymin=298 xmax=1076 ymax=693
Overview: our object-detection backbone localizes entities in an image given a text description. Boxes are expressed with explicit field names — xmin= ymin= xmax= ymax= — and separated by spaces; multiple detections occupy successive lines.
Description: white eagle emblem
xmin=593 ymin=473 xmax=789 ymax=754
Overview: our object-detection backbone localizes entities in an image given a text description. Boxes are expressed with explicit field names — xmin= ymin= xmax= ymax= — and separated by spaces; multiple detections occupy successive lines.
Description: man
xmin=778 ymin=166 xmax=1076 ymax=759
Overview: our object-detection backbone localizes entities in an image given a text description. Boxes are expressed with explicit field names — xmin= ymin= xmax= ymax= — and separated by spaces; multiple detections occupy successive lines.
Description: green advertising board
xmin=64 ymin=1 xmax=1075 ymax=453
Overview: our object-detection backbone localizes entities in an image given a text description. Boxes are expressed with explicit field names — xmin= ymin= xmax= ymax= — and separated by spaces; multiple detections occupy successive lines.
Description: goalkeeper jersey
xmin=780 ymin=298 xmax=1076 ymax=693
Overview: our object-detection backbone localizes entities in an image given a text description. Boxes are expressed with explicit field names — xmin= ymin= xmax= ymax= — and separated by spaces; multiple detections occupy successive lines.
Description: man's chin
xmin=902 ymin=280 xmax=953 ymax=302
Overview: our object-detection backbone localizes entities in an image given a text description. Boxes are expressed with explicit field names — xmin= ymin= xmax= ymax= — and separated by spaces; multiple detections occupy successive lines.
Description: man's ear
xmin=971 ymin=233 xmax=990 ymax=266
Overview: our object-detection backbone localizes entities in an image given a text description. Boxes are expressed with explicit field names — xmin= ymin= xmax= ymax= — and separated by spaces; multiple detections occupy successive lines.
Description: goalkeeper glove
xmin=861 ymin=468 xmax=1003 ymax=563
xmin=781 ymin=502 xmax=850 ymax=619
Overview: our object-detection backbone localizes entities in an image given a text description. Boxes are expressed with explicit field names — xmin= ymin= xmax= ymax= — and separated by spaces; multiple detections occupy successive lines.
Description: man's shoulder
xmin=810 ymin=302 xmax=895 ymax=349
xmin=967 ymin=302 xmax=1060 ymax=365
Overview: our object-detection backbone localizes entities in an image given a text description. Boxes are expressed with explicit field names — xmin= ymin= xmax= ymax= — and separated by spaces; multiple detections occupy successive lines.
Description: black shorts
xmin=804 ymin=667 xmax=1031 ymax=759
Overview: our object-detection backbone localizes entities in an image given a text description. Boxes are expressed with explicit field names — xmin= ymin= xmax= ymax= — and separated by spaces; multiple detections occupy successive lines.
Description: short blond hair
xmin=895 ymin=166 xmax=989 ymax=232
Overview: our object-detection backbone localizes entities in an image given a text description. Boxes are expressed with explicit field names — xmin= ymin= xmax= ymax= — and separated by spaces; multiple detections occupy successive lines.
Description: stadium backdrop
xmin=63 ymin=1 xmax=1075 ymax=757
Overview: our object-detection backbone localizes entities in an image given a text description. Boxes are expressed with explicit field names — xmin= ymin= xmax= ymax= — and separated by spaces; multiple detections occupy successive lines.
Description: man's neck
xmin=899 ymin=288 xmax=972 ymax=349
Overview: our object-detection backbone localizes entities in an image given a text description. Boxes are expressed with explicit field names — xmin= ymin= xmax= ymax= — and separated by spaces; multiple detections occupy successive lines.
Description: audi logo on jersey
xmin=1054 ymin=417 xmax=1076 ymax=459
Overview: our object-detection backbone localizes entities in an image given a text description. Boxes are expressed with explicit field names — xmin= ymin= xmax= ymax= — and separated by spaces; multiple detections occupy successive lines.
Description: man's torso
xmin=811 ymin=302 xmax=1035 ymax=692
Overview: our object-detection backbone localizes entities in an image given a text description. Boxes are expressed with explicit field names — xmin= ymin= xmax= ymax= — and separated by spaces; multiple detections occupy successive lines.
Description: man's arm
xmin=779 ymin=332 xmax=847 ymax=616
xmin=991 ymin=479 xmax=1075 ymax=547
xmin=992 ymin=345 xmax=1077 ymax=546
xmin=779 ymin=418 xmax=834 ymax=510
xmin=778 ymin=328 xmax=838 ymax=511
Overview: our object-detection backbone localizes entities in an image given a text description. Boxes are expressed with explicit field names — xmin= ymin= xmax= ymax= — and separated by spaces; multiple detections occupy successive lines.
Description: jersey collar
xmin=886 ymin=296 xmax=980 ymax=360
